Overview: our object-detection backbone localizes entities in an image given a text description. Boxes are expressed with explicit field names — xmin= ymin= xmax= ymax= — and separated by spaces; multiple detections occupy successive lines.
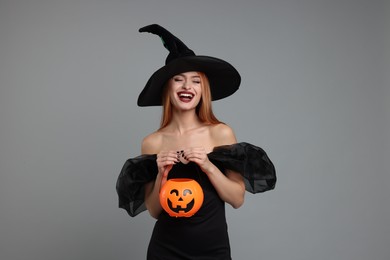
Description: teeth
xmin=179 ymin=93 xmax=193 ymax=98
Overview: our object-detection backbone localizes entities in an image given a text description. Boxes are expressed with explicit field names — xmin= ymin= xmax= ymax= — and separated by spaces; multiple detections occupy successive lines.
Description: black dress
xmin=116 ymin=142 xmax=276 ymax=260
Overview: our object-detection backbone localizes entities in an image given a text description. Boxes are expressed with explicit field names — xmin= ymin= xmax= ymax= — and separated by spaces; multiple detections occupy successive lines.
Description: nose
xmin=181 ymin=80 xmax=191 ymax=89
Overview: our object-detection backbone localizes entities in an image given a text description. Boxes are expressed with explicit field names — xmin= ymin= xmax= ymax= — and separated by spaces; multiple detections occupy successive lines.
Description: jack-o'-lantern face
xmin=159 ymin=178 xmax=204 ymax=217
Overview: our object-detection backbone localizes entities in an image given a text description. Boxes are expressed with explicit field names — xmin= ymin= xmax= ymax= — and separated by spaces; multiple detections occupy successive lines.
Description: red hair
xmin=159 ymin=72 xmax=221 ymax=129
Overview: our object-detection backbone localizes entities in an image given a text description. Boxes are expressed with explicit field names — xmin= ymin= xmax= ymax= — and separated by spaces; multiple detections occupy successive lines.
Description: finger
xmin=157 ymin=151 xmax=179 ymax=164
xmin=162 ymin=164 xmax=173 ymax=178
xmin=183 ymin=151 xmax=209 ymax=166
xmin=184 ymin=150 xmax=205 ymax=160
xmin=178 ymin=150 xmax=190 ymax=164
xmin=160 ymin=166 xmax=171 ymax=188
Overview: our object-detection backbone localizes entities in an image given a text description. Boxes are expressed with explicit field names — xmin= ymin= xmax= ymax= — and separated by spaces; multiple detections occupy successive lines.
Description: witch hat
xmin=137 ymin=24 xmax=241 ymax=107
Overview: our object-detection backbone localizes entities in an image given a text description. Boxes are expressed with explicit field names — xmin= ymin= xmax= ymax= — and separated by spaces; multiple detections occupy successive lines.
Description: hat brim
xmin=137 ymin=56 xmax=241 ymax=106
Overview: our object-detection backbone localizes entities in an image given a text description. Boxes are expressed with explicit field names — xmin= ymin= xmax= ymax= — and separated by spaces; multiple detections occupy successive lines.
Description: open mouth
xmin=178 ymin=92 xmax=194 ymax=102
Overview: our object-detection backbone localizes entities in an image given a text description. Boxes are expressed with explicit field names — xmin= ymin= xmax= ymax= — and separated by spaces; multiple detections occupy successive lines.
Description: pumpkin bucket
xmin=159 ymin=178 xmax=204 ymax=217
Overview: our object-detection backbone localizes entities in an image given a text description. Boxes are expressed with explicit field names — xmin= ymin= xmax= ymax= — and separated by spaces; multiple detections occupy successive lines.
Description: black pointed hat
xmin=137 ymin=24 xmax=241 ymax=106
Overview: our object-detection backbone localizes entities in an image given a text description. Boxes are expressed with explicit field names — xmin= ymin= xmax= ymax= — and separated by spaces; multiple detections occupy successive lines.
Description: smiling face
xmin=159 ymin=71 xmax=221 ymax=130
xmin=167 ymin=71 xmax=202 ymax=111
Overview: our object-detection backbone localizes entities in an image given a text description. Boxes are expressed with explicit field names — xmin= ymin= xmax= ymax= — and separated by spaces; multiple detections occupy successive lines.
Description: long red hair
xmin=159 ymin=72 xmax=221 ymax=129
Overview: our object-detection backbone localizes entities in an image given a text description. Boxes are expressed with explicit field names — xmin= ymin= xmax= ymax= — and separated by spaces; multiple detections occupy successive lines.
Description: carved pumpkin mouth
xmin=167 ymin=198 xmax=195 ymax=213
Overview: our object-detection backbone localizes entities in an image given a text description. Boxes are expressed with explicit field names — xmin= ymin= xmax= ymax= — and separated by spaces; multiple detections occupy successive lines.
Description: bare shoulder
xmin=141 ymin=131 xmax=163 ymax=154
xmin=209 ymin=123 xmax=237 ymax=146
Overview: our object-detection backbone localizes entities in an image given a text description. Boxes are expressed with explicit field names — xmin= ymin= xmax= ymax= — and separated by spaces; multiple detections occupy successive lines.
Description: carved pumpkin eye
xmin=159 ymin=178 xmax=204 ymax=218
xmin=170 ymin=189 xmax=179 ymax=196
xmin=183 ymin=189 xmax=192 ymax=196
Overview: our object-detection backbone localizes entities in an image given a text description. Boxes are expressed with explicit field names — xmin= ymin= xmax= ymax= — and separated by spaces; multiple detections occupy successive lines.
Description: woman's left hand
xmin=182 ymin=147 xmax=213 ymax=173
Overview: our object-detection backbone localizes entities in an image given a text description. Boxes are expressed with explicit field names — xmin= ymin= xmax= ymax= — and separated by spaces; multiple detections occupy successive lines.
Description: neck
xmin=168 ymin=109 xmax=202 ymax=135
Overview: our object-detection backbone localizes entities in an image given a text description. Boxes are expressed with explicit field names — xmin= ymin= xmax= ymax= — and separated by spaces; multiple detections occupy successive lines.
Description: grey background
xmin=0 ymin=0 xmax=389 ymax=259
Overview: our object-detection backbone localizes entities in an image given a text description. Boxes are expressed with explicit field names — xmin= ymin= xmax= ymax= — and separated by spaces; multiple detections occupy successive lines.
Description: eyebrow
xmin=176 ymin=74 xmax=200 ymax=78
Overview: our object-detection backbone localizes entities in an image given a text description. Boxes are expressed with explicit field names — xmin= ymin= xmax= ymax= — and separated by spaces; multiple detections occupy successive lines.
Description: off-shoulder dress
xmin=116 ymin=142 xmax=276 ymax=260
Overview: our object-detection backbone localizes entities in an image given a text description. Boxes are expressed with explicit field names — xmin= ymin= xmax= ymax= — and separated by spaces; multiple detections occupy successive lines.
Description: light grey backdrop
xmin=0 ymin=0 xmax=389 ymax=259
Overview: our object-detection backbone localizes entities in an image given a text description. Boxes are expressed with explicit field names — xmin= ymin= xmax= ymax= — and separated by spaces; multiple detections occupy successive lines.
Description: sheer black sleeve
xmin=116 ymin=154 xmax=157 ymax=217
xmin=208 ymin=142 xmax=276 ymax=193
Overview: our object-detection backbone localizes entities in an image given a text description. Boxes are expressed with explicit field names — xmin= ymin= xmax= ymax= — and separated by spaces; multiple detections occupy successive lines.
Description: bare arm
xmin=144 ymin=166 xmax=170 ymax=219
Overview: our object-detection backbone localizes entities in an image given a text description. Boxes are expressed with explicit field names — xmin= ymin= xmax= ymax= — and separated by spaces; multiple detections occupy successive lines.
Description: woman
xmin=117 ymin=24 xmax=276 ymax=260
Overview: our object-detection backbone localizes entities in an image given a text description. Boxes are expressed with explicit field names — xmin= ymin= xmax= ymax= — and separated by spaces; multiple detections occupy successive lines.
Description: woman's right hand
xmin=156 ymin=150 xmax=179 ymax=187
